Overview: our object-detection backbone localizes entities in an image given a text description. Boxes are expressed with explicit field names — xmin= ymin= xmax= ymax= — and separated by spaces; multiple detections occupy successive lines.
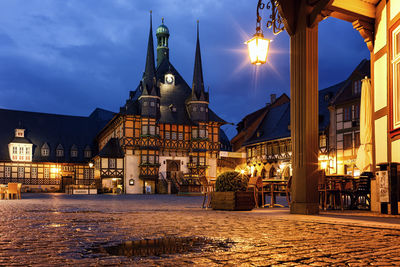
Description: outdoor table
xmin=324 ymin=175 xmax=355 ymax=210
xmin=261 ymin=179 xmax=288 ymax=208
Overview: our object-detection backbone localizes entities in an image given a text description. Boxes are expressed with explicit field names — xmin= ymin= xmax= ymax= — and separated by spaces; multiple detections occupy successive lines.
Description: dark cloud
xmin=0 ymin=0 xmax=370 ymax=138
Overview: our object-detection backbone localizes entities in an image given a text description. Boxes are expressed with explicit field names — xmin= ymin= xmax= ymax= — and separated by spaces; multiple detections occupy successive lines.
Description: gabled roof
xmin=243 ymin=83 xmax=343 ymax=146
xmin=331 ymin=59 xmax=370 ymax=106
xmin=0 ymin=108 xmax=114 ymax=162
xmin=98 ymin=138 xmax=124 ymax=158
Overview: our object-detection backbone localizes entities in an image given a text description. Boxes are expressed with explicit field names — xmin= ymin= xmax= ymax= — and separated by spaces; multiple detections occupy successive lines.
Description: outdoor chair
xmin=7 ymin=183 xmax=20 ymax=200
xmin=199 ymin=176 xmax=214 ymax=209
xmin=353 ymin=174 xmax=371 ymax=210
xmin=318 ymin=171 xmax=343 ymax=210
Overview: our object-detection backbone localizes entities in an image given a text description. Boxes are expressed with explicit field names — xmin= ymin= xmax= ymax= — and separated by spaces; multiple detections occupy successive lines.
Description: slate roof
xmin=98 ymin=138 xmax=124 ymax=158
xmin=243 ymin=83 xmax=343 ymax=146
xmin=120 ymin=58 xmax=226 ymax=125
xmin=219 ymin=129 xmax=232 ymax=151
xmin=0 ymin=108 xmax=115 ymax=162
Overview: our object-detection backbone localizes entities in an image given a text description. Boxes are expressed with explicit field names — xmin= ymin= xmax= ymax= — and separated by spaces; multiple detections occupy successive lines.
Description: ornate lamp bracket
xmin=257 ymin=0 xmax=285 ymax=35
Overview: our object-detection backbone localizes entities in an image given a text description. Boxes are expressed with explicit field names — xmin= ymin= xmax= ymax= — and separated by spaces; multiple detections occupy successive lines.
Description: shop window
xmin=44 ymin=168 xmax=50 ymax=178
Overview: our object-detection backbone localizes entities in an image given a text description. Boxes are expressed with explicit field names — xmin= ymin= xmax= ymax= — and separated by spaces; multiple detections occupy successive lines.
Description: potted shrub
xmin=211 ymin=171 xmax=255 ymax=211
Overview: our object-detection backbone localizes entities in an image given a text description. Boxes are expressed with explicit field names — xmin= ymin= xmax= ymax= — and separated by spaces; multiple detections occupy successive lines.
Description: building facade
xmin=95 ymin=17 xmax=226 ymax=194
xmin=232 ymin=60 xmax=370 ymax=180
xmin=328 ymin=60 xmax=370 ymax=176
xmin=0 ymin=108 xmax=114 ymax=192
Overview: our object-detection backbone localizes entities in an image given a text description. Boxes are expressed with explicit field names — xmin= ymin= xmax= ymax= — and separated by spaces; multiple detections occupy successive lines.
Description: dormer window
xmin=200 ymin=107 xmax=204 ymax=112
xmin=150 ymin=101 xmax=155 ymax=107
xmin=70 ymin=145 xmax=78 ymax=158
xmin=353 ymin=80 xmax=361 ymax=95
xmin=41 ymin=143 xmax=50 ymax=157
xmin=84 ymin=146 xmax=91 ymax=158
xmin=56 ymin=144 xmax=64 ymax=157
xmin=9 ymin=128 xmax=33 ymax=162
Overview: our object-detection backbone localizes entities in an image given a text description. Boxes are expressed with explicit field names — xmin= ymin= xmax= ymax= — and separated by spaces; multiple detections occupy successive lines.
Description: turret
xmin=186 ymin=21 xmax=209 ymax=122
xmin=139 ymin=11 xmax=160 ymax=118
xmin=156 ymin=18 xmax=170 ymax=68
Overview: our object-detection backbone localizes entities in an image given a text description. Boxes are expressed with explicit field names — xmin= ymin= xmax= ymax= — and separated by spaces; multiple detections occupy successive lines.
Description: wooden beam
xmin=353 ymin=19 xmax=374 ymax=52
xmin=308 ymin=0 xmax=334 ymax=27
xmin=276 ymin=0 xmax=297 ymax=36
xmin=330 ymin=0 xmax=376 ymax=19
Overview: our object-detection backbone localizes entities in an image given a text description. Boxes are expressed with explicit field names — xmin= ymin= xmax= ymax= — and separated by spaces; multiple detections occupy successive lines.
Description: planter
xmin=211 ymin=191 xmax=255 ymax=211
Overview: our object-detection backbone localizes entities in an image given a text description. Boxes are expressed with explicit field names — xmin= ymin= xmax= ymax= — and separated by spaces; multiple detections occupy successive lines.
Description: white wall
xmin=124 ymin=153 xmax=142 ymax=194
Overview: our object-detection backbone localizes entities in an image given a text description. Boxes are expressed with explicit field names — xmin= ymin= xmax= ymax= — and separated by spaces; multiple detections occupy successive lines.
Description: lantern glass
xmin=246 ymin=34 xmax=270 ymax=65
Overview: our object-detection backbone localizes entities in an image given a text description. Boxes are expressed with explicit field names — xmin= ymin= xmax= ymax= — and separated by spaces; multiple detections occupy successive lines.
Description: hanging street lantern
xmin=246 ymin=31 xmax=270 ymax=65
xmin=246 ymin=0 xmax=284 ymax=65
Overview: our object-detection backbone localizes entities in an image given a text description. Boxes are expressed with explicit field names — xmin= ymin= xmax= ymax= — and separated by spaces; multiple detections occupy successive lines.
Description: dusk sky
xmin=0 ymin=0 xmax=370 ymax=139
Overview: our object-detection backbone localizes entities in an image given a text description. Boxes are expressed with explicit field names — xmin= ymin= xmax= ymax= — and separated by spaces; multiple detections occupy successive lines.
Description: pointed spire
xmin=143 ymin=11 xmax=156 ymax=84
xmin=192 ymin=20 xmax=205 ymax=100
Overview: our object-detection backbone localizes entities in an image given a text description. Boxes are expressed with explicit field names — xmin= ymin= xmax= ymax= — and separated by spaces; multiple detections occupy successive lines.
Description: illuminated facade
xmin=328 ymin=60 xmax=370 ymax=176
xmin=95 ymin=18 xmax=227 ymax=194
xmin=0 ymin=108 xmax=114 ymax=192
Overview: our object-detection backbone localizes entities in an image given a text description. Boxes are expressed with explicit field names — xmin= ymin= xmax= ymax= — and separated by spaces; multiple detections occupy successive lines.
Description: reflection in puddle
xmin=92 ymin=236 xmax=234 ymax=258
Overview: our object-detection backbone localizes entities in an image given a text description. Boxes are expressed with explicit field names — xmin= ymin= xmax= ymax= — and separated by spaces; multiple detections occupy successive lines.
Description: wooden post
xmin=289 ymin=1 xmax=319 ymax=214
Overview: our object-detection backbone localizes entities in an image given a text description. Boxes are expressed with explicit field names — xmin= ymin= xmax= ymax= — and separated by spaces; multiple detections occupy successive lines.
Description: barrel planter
xmin=211 ymin=191 xmax=255 ymax=211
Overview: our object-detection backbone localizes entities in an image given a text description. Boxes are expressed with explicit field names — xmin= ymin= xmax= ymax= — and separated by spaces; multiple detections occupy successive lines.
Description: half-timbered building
xmin=96 ymin=16 xmax=227 ymax=194
xmin=233 ymin=82 xmax=343 ymax=180
xmin=0 ymin=108 xmax=114 ymax=192
xmin=328 ymin=59 xmax=370 ymax=176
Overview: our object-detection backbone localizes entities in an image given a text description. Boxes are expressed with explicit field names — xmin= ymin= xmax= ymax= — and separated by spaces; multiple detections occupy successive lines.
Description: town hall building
xmin=0 ymin=14 xmax=228 ymax=194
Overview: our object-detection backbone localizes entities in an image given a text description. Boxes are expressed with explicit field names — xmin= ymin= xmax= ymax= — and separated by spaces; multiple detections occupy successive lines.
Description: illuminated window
xmin=149 ymin=155 xmax=154 ymax=164
xmin=4 ymin=166 xmax=11 ymax=178
xmin=392 ymin=24 xmax=400 ymax=129
xmin=199 ymin=157 xmax=205 ymax=166
xmin=319 ymin=135 xmax=327 ymax=148
xmin=44 ymin=168 xmax=50 ymax=178
xmin=149 ymin=126 xmax=155 ymax=135
xmin=142 ymin=125 xmax=148 ymax=135
xmin=109 ymin=158 xmax=116 ymax=168
xmin=192 ymin=129 xmax=198 ymax=139
xmin=31 ymin=167 xmax=37 ymax=178
xmin=13 ymin=147 xmax=17 ymax=154
xmin=17 ymin=167 xmax=24 ymax=178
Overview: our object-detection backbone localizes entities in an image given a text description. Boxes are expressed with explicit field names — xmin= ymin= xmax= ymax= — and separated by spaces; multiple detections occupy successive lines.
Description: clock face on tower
xmin=165 ymin=74 xmax=174 ymax=84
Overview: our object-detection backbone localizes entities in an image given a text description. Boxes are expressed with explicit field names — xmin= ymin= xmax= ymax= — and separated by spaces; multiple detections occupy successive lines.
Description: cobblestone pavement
xmin=1 ymin=194 xmax=400 ymax=266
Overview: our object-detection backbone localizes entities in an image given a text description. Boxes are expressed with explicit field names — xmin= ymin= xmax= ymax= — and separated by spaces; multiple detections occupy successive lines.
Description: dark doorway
xmin=61 ymin=176 xmax=73 ymax=192
xmin=167 ymin=160 xmax=181 ymax=193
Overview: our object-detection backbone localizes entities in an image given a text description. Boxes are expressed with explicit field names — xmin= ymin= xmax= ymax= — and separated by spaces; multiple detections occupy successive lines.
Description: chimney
xmin=270 ymin=94 xmax=276 ymax=104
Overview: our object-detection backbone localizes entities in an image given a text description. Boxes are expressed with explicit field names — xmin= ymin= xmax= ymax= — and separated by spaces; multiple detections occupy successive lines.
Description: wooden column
xmin=289 ymin=3 xmax=319 ymax=214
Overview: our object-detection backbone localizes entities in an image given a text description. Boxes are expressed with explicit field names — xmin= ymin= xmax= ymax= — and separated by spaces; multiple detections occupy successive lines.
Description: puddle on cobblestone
xmin=91 ymin=236 xmax=235 ymax=258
